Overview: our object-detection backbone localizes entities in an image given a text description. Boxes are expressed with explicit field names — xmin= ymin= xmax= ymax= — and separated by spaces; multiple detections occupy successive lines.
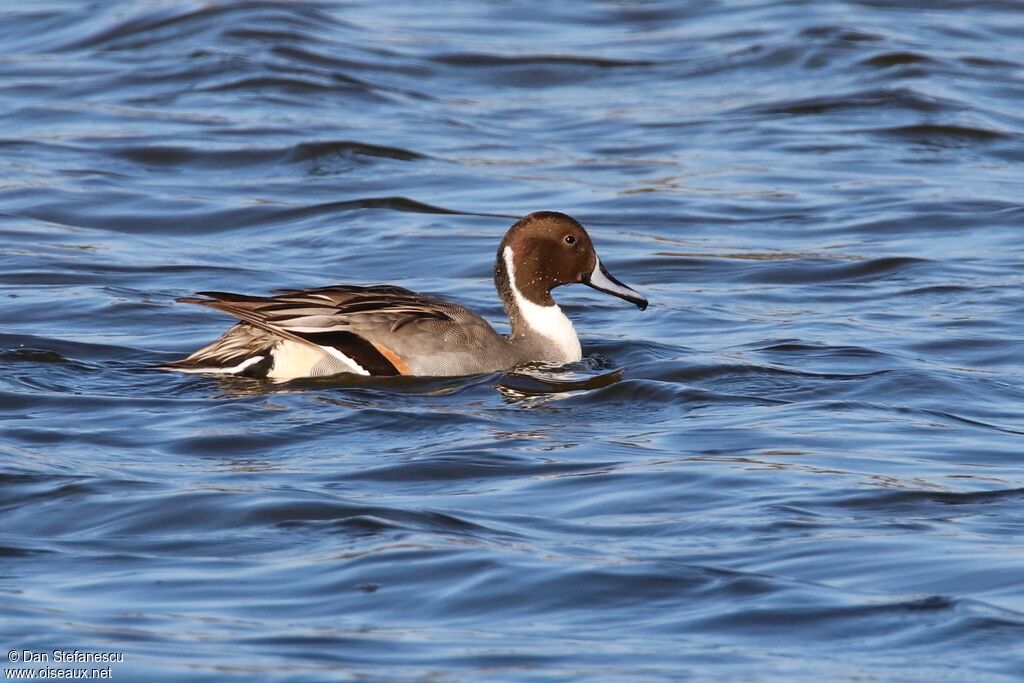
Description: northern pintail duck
xmin=161 ymin=211 xmax=647 ymax=380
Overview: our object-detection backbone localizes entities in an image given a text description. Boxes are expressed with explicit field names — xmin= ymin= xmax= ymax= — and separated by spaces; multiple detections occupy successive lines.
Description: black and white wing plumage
xmin=161 ymin=285 xmax=496 ymax=379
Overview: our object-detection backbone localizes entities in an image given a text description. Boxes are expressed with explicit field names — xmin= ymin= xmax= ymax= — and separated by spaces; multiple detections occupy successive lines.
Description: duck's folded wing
xmin=178 ymin=285 xmax=461 ymax=376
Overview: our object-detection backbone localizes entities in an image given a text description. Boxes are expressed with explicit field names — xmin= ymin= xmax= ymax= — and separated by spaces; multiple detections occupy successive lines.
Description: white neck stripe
xmin=503 ymin=246 xmax=581 ymax=363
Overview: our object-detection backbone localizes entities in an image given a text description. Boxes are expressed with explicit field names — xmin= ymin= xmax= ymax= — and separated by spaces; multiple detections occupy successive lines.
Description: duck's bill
xmin=584 ymin=259 xmax=648 ymax=310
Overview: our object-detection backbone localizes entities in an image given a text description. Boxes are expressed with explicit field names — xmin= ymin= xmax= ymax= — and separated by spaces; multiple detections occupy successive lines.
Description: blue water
xmin=2 ymin=1 xmax=1024 ymax=681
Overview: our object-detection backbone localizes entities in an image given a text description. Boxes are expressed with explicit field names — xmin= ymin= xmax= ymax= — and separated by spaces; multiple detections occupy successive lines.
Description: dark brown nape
xmin=494 ymin=211 xmax=597 ymax=307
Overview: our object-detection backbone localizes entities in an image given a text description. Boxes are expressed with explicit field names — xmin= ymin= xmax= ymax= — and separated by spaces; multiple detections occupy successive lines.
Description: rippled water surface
xmin=3 ymin=1 xmax=1024 ymax=681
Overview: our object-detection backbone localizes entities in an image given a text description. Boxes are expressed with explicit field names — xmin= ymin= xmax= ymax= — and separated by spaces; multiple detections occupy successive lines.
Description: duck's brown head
xmin=495 ymin=211 xmax=648 ymax=310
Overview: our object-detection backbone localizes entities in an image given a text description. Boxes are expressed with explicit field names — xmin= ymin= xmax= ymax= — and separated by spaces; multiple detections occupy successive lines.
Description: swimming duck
xmin=161 ymin=211 xmax=647 ymax=380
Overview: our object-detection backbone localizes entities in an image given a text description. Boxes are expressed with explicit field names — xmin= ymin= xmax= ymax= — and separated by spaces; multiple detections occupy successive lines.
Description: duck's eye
xmin=564 ymin=234 xmax=577 ymax=245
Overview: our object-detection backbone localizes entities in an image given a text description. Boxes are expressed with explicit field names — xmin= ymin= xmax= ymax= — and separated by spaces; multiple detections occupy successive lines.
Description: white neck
xmin=503 ymin=246 xmax=582 ymax=363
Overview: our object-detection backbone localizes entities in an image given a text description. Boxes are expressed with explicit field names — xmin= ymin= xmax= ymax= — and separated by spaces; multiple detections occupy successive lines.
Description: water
xmin=2 ymin=1 xmax=1024 ymax=680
